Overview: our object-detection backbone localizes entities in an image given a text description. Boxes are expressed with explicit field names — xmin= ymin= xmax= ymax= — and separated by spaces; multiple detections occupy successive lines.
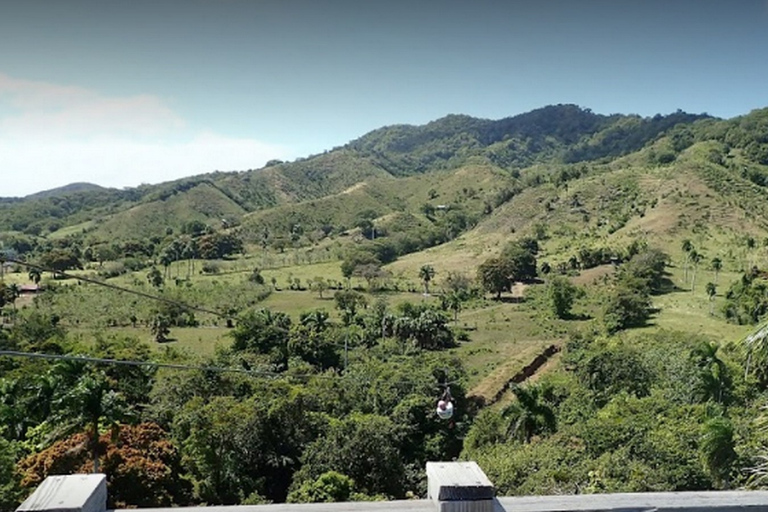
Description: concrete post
xmin=16 ymin=474 xmax=107 ymax=512
xmin=427 ymin=461 xmax=495 ymax=512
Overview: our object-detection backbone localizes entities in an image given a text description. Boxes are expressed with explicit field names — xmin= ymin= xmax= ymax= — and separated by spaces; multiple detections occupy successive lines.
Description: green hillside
xmin=4 ymin=104 xmax=768 ymax=508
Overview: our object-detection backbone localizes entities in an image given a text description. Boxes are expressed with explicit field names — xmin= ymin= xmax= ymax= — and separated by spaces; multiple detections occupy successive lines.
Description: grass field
xmin=70 ymin=326 xmax=231 ymax=357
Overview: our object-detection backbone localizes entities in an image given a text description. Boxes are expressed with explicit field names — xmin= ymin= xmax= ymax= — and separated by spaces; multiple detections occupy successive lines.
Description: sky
xmin=1 ymin=0 xmax=767 ymax=197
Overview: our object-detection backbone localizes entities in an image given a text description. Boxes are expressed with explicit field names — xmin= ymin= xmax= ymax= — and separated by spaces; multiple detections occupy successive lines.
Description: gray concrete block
xmin=428 ymin=461 xmax=495 ymax=512
xmin=17 ymin=474 xmax=107 ymax=512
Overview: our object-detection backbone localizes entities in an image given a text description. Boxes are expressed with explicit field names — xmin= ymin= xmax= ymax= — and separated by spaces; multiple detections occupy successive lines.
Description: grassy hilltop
xmin=2 ymin=104 xmax=768 ymax=507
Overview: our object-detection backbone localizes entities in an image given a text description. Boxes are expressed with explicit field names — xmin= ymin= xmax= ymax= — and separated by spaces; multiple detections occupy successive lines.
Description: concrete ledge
xmin=17 ymin=474 xmax=107 ymax=512
xmin=495 ymin=491 xmax=768 ymax=512
xmin=427 ymin=462 xmax=495 ymax=512
xmin=427 ymin=462 xmax=495 ymax=502
xmin=111 ymin=492 xmax=768 ymax=512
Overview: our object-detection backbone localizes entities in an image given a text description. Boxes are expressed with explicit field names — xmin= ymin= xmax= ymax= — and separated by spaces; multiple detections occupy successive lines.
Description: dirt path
xmin=469 ymin=343 xmax=561 ymax=406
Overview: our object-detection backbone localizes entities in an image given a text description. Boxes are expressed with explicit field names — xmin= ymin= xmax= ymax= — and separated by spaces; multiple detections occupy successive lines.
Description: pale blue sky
xmin=1 ymin=0 xmax=767 ymax=196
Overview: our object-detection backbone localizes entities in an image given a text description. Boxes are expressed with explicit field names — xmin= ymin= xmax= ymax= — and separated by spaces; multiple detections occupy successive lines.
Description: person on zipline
xmin=436 ymin=386 xmax=454 ymax=420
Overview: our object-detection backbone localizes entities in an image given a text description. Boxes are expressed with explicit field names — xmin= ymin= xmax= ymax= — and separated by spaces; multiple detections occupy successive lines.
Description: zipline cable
xmin=3 ymin=258 xmax=230 ymax=320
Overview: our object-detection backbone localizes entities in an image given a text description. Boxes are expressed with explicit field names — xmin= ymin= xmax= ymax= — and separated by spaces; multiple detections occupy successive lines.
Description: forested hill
xmin=347 ymin=105 xmax=710 ymax=173
xmin=1 ymin=104 xmax=767 ymax=242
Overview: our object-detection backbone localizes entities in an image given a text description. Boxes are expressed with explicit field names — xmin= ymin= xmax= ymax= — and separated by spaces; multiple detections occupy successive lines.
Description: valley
xmin=2 ymin=104 xmax=768 ymax=507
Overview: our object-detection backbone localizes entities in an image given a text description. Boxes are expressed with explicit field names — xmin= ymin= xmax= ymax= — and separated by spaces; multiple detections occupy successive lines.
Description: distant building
xmin=19 ymin=284 xmax=44 ymax=294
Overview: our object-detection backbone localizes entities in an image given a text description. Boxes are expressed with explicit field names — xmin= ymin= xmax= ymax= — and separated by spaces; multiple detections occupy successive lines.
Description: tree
xmin=49 ymin=370 xmax=131 ymax=473
xmin=150 ymin=315 xmax=171 ymax=343
xmin=310 ymin=277 xmax=328 ymax=298
xmin=292 ymin=413 xmax=405 ymax=498
xmin=0 ymin=436 xmax=21 ymax=511
xmin=441 ymin=291 xmax=463 ymax=322
xmin=19 ymin=423 xmax=191 ymax=508
xmin=502 ymin=384 xmax=556 ymax=443
xmin=682 ymin=239 xmax=693 ymax=282
xmin=711 ymin=257 xmax=723 ymax=284
xmin=690 ymin=341 xmax=731 ymax=405
xmin=689 ymin=250 xmax=703 ymax=292
xmin=706 ymin=282 xmax=717 ymax=315
xmin=392 ymin=307 xmax=454 ymax=350
xmin=334 ymin=290 xmax=367 ymax=325
xmin=341 ymin=251 xmax=380 ymax=287
xmin=28 ymin=268 xmax=41 ymax=285
xmin=603 ymin=284 xmax=653 ymax=333
xmin=249 ymin=268 xmax=265 ymax=285
xmin=147 ymin=267 xmax=164 ymax=289
xmin=546 ymin=276 xmax=580 ymax=319
xmin=419 ymin=265 xmax=436 ymax=295
xmin=700 ymin=417 xmax=736 ymax=489
xmin=353 ymin=264 xmax=388 ymax=291
xmin=39 ymin=248 xmax=82 ymax=277
xmin=230 ymin=309 xmax=292 ymax=367
xmin=477 ymin=257 xmax=513 ymax=299
xmin=501 ymin=242 xmax=537 ymax=282
xmin=2 ymin=283 xmax=20 ymax=312
xmin=288 ymin=471 xmax=356 ymax=503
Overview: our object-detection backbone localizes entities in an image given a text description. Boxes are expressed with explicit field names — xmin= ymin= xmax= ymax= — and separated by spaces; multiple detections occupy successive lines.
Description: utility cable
xmin=0 ymin=349 xmax=461 ymax=389
xmin=0 ymin=349 xmax=285 ymax=378
xmin=4 ymin=258 xmax=231 ymax=320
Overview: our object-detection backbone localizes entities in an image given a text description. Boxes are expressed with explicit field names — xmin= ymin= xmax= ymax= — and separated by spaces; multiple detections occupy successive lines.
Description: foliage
xmin=545 ymin=276 xmax=581 ymax=319
xmin=466 ymin=330 xmax=752 ymax=496
xmin=602 ymin=248 xmax=668 ymax=332
xmin=503 ymin=384 xmax=557 ymax=443
xmin=19 ymin=423 xmax=191 ymax=508
xmin=0 ymin=436 xmax=22 ymax=511
xmin=291 ymin=413 xmax=406 ymax=498
xmin=724 ymin=270 xmax=768 ymax=325
xmin=288 ymin=471 xmax=357 ymax=503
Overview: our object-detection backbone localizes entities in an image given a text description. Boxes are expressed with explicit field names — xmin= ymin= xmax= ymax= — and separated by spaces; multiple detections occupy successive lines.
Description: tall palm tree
xmin=28 ymin=268 xmax=42 ymax=285
xmin=419 ymin=265 xmax=436 ymax=296
xmin=711 ymin=257 xmax=723 ymax=285
xmin=502 ymin=384 xmax=556 ymax=443
xmin=706 ymin=282 xmax=717 ymax=316
xmin=7 ymin=284 xmax=19 ymax=313
xmin=690 ymin=250 xmax=703 ymax=292
xmin=682 ymin=239 xmax=693 ymax=282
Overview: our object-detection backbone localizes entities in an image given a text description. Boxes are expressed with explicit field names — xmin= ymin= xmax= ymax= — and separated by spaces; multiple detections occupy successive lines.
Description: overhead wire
xmin=0 ymin=257 xmax=464 ymax=390
xmin=3 ymin=257 xmax=230 ymax=320
xmin=0 ymin=349 xmax=459 ymax=391
xmin=0 ymin=349 xmax=283 ymax=378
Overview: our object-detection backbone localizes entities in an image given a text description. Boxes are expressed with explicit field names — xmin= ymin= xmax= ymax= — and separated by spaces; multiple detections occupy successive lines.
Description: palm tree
xmin=28 ymin=268 xmax=42 ymax=285
xmin=691 ymin=341 xmax=730 ymax=404
xmin=159 ymin=250 xmax=173 ymax=280
xmin=682 ymin=239 xmax=693 ymax=282
xmin=502 ymin=384 xmax=556 ymax=443
xmin=7 ymin=284 xmax=19 ymax=313
xmin=711 ymin=257 xmax=723 ymax=284
xmin=445 ymin=291 xmax=462 ymax=322
xmin=706 ymin=282 xmax=717 ymax=316
xmin=300 ymin=309 xmax=329 ymax=332
xmin=689 ymin=250 xmax=703 ymax=292
xmin=700 ymin=417 xmax=736 ymax=489
xmin=419 ymin=265 xmax=436 ymax=296
xmin=743 ymin=319 xmax=768 ymax=380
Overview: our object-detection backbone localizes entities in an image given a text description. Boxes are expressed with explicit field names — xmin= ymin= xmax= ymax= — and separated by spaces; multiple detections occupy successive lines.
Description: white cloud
xmin=0 ymin=74 xmax=289 ymax=196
